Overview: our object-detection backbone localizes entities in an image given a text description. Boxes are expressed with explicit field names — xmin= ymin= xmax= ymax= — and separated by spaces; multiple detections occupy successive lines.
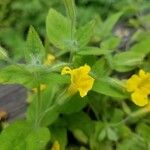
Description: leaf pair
xmin=46 ymin=9 xmax=95 ymax=52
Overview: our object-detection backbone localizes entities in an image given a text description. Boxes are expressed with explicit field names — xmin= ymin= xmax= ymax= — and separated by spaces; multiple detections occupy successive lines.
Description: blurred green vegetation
xmin=0 ymin=0 xmax=150 ymax=149
xmin=0 ymin=0 xmax=150 ymax=60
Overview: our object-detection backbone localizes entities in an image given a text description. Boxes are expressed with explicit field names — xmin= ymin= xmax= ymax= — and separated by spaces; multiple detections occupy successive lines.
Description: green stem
xmin=37 ymin=89 xmax=70 ymax=126
xmin=110 ymin=106 xmax=150 ymax=127
xmin=63 ymin=0 xmax=76 ymax=62
xmin=33 ymin=71 xmax=41 ymax=127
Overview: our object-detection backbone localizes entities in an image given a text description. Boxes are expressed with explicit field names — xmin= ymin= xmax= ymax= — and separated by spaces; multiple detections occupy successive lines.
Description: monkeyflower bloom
xmin=61 ymin=64 xmax=95 ymax=97
xmin=126 ymin=69 xmax=150 ymax=106
xmin=44 ymin=54 xmax=55 ymax=65
xmin=32 ymin=84 xmax=47 ymax=93
xmin=51 ymin=141 xmax=60 ymax=150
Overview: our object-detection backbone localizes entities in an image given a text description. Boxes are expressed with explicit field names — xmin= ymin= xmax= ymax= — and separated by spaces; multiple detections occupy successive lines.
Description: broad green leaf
xmin=0 ymin=65 xmax=36 ymax=88
xmin=0 ymin=63 xmax=68 ymax=88
xmin=25 ymin=26 xmax=45 ymax=64
xmin=40 ymin=72 xmax=69 ymax=86
xmin=90 ymin=122 xmax=112 ymax=150
xmin=129 ymin=38 xmax=150 ymax=56
xmin=77 ymin=47 xmax=111 ymax=56
xmin=116 ymin=124 xmax=131 ymax=139
xmin=138 ymin=14 xmax=150 ymax=29
xmin=0 ymin=29 xmax=25 ymax=61
xmin=99 ymin=12 xmax=123 ymax=38
xmin=131 ymin=29 xmax=150 ymax=42
xmin=25 ymin=127 xmax=50 ymax=150
xmin=107 ymin=127 xmax=118 ymax=141
xmin=112 ymin=51 xmax=144 ymax=72
xmin=110 ymin=108 xmax=124 ymax=123
xmin=98 ymin=129 xmax=106 ymax=141
xmin=142 ymin=55 xmax=150 ymax=71
xmin=101 ymin=36 xmax=121 ymax=50
xmin=73 ymin=55 xmax=97 ymax=67
xmin=46 ymin=8 xmax=71 ymax=50
xmin=117 ymin=134 xmax=147 ymax=150
xmin=92 ymin=77 xmax=127 ymax=99
xmin=27 ymin=86 xmax=59 ymax=126
xmin=64 ymin=111 xmax=93 ymax=138
xmin=72 ymin=129 xmax=88 ymax=144
xmin=60 ymin=94 xmax=88 ymax=114
xmin=75 ymin=20 xmax=95 ymax=48
xmin=0 ymin=121 xmax=50 ymax=150
xmin=63 ymin=0 xmax=76 ymax=23
xmin=92 ymin=58 xmax=111 ymax=77
xmin=0 ymin=121 xmax=31 ymax=150
xmin=136 ymin=123 xmax=150 ymax=142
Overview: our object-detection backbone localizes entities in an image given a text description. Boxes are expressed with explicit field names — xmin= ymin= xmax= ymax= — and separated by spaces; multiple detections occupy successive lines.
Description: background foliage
xmin=0 ymin=0 xmax=150 ymax=150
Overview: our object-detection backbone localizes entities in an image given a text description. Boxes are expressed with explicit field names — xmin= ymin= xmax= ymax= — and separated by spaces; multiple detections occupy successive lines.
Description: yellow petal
xmin=79 ymin=90 xmax=88 ymax=97
xmin=139 ymin=69 xmax=146 ymax=78
xmin=61 ymin=66 xmax=72 ymax=75
xmin=71 ymin=65 xmax=91 ymax=85
xmin=78 ymin=76 xmax=95 ymax=97
xmin=44 ymin=54 xmax=55 ymax=65
xmin=131 ymin=90 xmax=148 ymax=107
xmin=61 ymin=64 xmax=95 ymax=98
xmin=81 ymin=64 xmax=91 ymax=74
xmin=51 ymin=140 xmax=60 ymax=150
xmin=126 ymin=75 xmax=140 ymax=92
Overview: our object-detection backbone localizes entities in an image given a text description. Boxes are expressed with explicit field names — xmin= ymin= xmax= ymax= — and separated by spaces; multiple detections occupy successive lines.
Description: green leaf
xmin=98 ymin=129 xmax=106 ymax=141
xmin=64 ymin=111 xmax=93 ymax=137
xmin=90 ymin=122 xmax=112 ymax=150
xmin=129 ymin=38 xmax=150 ymax=56
xmin=27 ymin=86 xmax=59 ymax=126
xmin=99 ymin=12 xmax=123 ymax=38
xmin=0 ymin=121 xmax=31 ymax=150
xmin=92 ymin=58 xmax=111 ymax=77
xmin=25 ymin=26 xmax=45 ymax=64
xmin=46 ymin=8 xmax=71 ymax=50
xmin=136 ymin=123 xmax=150 ymax=142
xmin=112 ymin=51 xmax=144 ymax=72
xmin=77 ymin=47 xmax=111 ymax=56
xmin=110 ymin=108 xmax=125 ymax=123
xmin=0 ymin=121 xmax=50 ymax=150
xmin=92 ymin=77 xmax=127 ymax=99
xmin=107 ymin=127 xmax=118 ymax=141
xmin=63 ymin=0 xmax=76 ymax=23
xmin=117 ymin=134 xmax=147 ymax=150
xmin=60 ymin=94 xmax=88 ymax=114
xmin=101 ymin=36 xmax=121 ymax=50
xmin=0 ymin=65 xmax=36 ymax=88
xmin=0 ymin=29 xmax=25 ymax=61
xmin=75 ymin=20 xmax=95 ymax=48
xmin=116 ymin=124 xmax=131 ymax=139
xmin=112 ymin=38 xmax=150 ymax=72
xmin=72 ymin=129 xmax=88 ymax=144
xmin=73 ymin=55 xmax=97 ymax=67
xmin=25 ymin=127 xmax=50 ymax=150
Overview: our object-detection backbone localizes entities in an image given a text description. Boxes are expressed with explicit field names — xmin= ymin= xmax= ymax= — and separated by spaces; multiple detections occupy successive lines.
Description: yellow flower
xmin=61 ymin=64 xmax=95 ymax=97
xmin=32 ymin=84 xmax=47 ymax=93
xmin=44 ymin=54 xmax=55 ymax=65
xmin=126 ymin=69 xmax=150 ymax=106
xmin=51 ymin=141 xmax=60 ymax=150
